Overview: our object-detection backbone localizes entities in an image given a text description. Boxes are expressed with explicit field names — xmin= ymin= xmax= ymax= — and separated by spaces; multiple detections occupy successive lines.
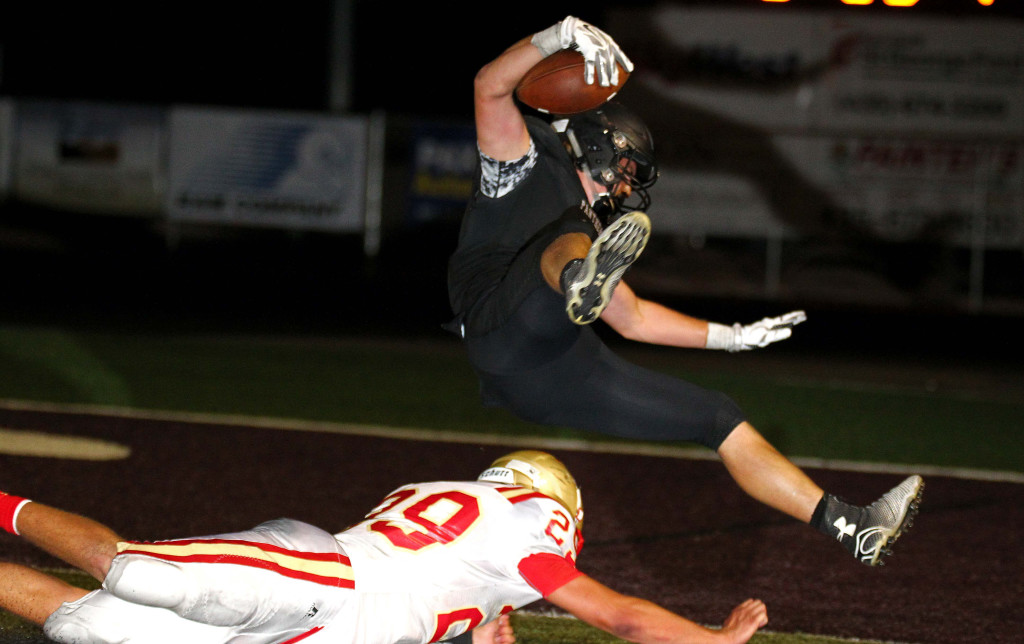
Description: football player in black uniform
xmin=447 ymin=16 xmax=923 ymax=566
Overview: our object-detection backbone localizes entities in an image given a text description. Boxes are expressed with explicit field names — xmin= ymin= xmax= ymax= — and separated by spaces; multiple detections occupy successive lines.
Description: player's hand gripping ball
xmin=516 ymin=48 xmax=631 ymax=115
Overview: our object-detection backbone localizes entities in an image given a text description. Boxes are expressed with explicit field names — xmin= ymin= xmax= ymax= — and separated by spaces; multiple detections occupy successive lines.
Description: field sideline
xmin=0 ymin=403 xmax=953 ymax=644
xmin=3 ymin=398 xmax=1021 ymax=485
xmin=2 ymin=399 xmax=1022 ymax=643
xmin=1 ymin=325 xmax=1022 ymax=643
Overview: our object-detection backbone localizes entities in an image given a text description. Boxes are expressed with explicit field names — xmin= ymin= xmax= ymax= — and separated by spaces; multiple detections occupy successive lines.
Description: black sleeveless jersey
xmin=448 ymin=116 xmax=587 ymax=319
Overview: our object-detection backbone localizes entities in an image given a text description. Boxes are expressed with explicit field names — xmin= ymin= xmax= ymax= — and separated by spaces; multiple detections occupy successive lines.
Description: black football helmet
xmin=556 ymin=101 xmax=658 ymax=220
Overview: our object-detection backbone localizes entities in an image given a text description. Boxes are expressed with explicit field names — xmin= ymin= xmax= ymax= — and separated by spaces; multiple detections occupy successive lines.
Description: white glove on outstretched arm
xmin=705 ymin=310 xmax=807 ymax=352
xmin=531 ymin=15 xmax=634 ymax=86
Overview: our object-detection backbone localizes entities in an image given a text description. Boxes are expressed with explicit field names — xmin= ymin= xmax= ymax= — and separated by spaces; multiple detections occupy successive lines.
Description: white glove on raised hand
xmin=531 ymin=15 xmax=634 ymax=86
xmin=705 ymin=310 xmax=807 ymax=352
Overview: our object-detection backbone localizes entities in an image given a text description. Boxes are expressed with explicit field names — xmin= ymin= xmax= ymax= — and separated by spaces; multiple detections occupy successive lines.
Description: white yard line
xmin=2 ymin=399 xmax=1022 ymax=484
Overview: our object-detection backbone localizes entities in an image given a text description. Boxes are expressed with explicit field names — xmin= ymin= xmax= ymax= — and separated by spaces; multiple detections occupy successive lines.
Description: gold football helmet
xmin=478 ymin=450 xmax=583 ymax=527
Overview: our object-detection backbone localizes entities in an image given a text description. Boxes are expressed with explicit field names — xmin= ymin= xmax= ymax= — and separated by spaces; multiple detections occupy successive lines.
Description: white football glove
xmin=706 ymin=310 xmax=807 ymax=352
xmin=531 ymin=15 xmax=634 ymax=87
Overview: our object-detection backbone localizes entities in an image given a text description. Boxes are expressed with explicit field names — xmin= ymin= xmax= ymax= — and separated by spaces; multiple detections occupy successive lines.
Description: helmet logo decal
xmin=477 ymin=467 xmax=517 ymax=485
xmin=505 ymin=459 xmax=544 ymax=486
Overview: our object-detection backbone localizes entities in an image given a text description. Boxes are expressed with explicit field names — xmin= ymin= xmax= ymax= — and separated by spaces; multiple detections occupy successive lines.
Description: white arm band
xmin=531 ymin=22 xmax=562 ymax=57
xmin=10 ymin=498 xmax=31 ymax=536
xmin=705 ymin=322 xmax=738 ymax=351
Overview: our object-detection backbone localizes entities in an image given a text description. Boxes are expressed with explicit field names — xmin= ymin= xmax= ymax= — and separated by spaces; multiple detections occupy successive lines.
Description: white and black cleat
xmin=852 ymin=475 xmax=924 ymax=566
xmin=563 ymin=211 xmax=650 ymax=325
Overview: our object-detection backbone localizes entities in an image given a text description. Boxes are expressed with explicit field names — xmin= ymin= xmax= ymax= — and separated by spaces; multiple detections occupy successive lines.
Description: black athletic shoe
xmin=563 ymin=211 xmax=651 ymax=325
xmin=831 ymin=475 xmax=925 ymax=566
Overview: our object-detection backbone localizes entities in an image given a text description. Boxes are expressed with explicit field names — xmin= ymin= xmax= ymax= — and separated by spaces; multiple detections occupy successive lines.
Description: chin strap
xmin=591 ymin=194 xmax=617 ymax=224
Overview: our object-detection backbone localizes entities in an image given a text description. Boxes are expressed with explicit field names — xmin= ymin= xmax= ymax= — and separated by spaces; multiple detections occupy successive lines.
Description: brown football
xmin=515 ymin=49 xmax=630 ymax=115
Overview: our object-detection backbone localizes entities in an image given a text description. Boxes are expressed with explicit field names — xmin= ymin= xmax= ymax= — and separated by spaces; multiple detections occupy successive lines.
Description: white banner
xmin=651 ymin=133 xmax=1024 ymax=248
xmin=786 ymin=135 xmax=1023 ymax=246
xmin=167 ymin=108 xmax=368 ymax=233
xmin=610 ymin=6 xmax=1024 ymax=246
xmin=11 ymin=101 xmax=166 ymax=215
xmin=616 ymin=6 xmax=1024 ymax=136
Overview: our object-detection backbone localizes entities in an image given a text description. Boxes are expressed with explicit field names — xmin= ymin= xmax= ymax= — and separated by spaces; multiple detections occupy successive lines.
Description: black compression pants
xmin=464 ymin=286 xmax=745 ymax=451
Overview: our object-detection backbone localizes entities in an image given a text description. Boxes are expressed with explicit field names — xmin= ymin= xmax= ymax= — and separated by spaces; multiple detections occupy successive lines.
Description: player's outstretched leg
xmin=815 ymin=475 xmax=924 ymax=566
xmin=562 ymin=211 xmax=651 ymax=325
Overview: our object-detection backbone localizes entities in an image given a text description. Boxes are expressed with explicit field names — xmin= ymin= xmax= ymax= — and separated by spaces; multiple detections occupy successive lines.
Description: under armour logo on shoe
xmin=833 ymin=516 xmax=857 ymax=541
xmin=855 ymin=526 xmax=889 ymax=560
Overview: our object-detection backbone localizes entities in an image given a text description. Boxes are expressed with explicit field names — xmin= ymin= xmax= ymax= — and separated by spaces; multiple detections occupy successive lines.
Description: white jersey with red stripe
xmin=42 ymin=481 xmax=581 ymax=644
xmin=329 ymin=480 xmax=582 ymax=643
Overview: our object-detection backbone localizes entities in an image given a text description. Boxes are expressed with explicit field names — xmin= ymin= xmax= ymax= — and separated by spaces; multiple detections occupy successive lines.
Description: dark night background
xmin=1 ymin=1 xmax=1022 ymax=365
xmin=2 ymin=1 xmax=1021 ymax=115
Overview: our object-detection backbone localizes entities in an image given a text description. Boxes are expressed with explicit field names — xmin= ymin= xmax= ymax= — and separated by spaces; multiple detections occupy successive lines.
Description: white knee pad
xmin=43 ymin=611 xmax=95 ymax=644
xmin=44 ymin=590 xmax=128 ymax=644
xmin=44 ymin=589 xmax=230 ymax=644
xmin=106 ymin=552 xmax=260 ymax=627
xmin=104 ymin=555 xmax=188 ymax=610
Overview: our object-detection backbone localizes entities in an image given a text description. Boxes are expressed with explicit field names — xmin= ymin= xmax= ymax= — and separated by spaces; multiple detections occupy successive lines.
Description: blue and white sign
xmin=406 ymin=121 xmax=477 ymax=226
xmin=167 ymin=107 xmax=369 ymax=232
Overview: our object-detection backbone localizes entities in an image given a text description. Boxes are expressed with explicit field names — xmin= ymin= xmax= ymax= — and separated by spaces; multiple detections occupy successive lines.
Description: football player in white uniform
xmin=0 ymin=451 xmax=767 ymax=644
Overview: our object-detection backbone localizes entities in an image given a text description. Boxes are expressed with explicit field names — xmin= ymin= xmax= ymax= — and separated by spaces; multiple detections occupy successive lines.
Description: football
xmin=515 ymin=49 xmax=630 ymax=115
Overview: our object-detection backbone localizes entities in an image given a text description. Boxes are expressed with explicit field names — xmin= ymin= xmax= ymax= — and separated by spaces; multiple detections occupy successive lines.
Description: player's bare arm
xmin=600 ymin=281 xmax=711 ymax=348
xmin=474 ymin=36 xmax=542 ymax=161
xmin=546 ymin=575 xmax=767 ymax=644
xmin=0 ymin=562 xmax=89 ymax=626
xmin=475 ymin=16 xmax=634 ymax=163
xmin=601 ymin=283 xmax=808 ymax=352
xmin=11 ymin=500 xmax=119 ymax=582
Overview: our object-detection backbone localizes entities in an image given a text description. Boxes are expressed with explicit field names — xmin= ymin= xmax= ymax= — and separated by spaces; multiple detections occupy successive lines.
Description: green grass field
xmin=2 ymin=323 xmax=1022 ymax=473
xmin=1 ymin=322 xmax=1022 ymax=643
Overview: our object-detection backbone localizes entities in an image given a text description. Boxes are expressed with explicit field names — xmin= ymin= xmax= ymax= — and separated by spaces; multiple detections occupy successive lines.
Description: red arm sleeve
xmin=517 ymin=552 xmax=584 ymax=597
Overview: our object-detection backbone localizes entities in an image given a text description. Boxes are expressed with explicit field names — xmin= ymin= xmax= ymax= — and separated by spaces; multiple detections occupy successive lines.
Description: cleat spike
xmin=563 ymin=212 xmax=651 ymax=325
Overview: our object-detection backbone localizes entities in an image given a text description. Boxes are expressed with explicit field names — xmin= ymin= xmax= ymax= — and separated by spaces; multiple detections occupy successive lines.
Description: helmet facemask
xmin=593 ymin=141 xmax=656 ymax=219
xmin=556 ymin=102 xmax=658 ymax=223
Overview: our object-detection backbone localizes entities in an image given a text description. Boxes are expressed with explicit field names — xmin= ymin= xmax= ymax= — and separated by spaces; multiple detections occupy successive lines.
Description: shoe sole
xmin=565 ymin=211 xmax=651 ymax=325
xmin=866 ymin=475 xmax=924 ymax=566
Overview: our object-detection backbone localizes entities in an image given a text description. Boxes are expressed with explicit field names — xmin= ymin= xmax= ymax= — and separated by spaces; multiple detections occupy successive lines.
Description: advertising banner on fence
xmin=609 ymin=5 xmax=1024 ymax=246
xmin=11 ymin=101 xmax=166 ymax=215
xmin=167 ymin=107 xmax=368 ymax=233
xmin=406 ymin=121 xmax=476 ymax=226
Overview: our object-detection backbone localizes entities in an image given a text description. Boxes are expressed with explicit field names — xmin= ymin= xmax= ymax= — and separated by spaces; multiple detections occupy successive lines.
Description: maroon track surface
xmin=1 ymin=405 xmax=1022 ymax=643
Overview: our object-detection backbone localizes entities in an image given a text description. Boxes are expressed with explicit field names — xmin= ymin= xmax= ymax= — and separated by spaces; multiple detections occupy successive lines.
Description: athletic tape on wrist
xmin=531 ymin=22 xmax=562 ymax=57
xmin=704 ymin=322 xmax=735 ymax=351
